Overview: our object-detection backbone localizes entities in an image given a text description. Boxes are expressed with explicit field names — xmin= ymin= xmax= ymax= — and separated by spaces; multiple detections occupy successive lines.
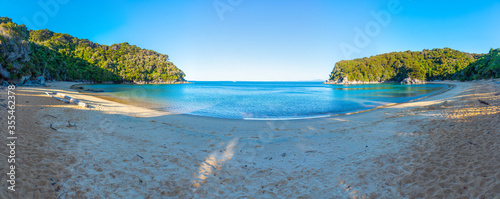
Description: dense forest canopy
xmin=460 ymin=49 xmax=500 ymax=80
xmin=329 ymin=48 xmax=500 ymax=83
xmin=2 ymin=16 xmax=498 ymax=84
xmin=0 ymin=17 xmax=186 ymax=83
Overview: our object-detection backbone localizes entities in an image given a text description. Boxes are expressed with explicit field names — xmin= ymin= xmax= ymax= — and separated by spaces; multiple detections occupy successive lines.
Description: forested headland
xmin=328 ymin=48 xmax=500 ymax=84
xmin=2 ymin=16 xmax=499 ymax=86
xmin=0 ymin=17 xmax=186 ymax=84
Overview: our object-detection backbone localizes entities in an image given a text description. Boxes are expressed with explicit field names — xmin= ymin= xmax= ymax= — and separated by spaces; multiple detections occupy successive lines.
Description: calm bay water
xmin=81 ymin=81 xmax=447 ymax=119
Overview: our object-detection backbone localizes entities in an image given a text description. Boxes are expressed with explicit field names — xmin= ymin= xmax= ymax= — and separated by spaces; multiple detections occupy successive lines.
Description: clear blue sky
xmin=2 ymin=0 xmax=499 ymax=81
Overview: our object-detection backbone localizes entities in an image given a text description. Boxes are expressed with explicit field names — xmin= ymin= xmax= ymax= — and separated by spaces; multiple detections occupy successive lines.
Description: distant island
xmin=327 ymin=48 xmax=500 ymax=84
xmin=0 ymin=17 xmax=186 ymax=85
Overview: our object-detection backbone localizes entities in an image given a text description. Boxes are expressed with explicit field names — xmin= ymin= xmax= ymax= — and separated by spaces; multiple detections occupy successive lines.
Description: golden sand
xmin=0 ymin=80 xmax=498 ymax=198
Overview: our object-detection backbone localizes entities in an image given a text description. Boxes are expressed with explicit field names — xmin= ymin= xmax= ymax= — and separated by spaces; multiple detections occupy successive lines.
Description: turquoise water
xmin=81 ymin=82 xmax=447 ymax=119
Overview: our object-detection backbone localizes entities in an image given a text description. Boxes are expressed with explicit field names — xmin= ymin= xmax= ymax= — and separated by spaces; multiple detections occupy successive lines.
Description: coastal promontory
xmin=327 ymin=48 xmax=499 ymax=84
xmin=0 ymin=17 xmax=186 ymax=85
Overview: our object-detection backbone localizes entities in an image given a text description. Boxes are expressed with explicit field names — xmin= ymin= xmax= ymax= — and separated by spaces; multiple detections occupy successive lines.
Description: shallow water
xmin=81 ymin=81 xmax=447 ymax=119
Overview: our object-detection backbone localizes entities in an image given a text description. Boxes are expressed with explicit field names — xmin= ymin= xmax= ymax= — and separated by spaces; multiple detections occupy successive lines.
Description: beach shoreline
xmin=1 ymin=80 xmax=498 ymax=198
xmin=68 ymin=81 xmax=454 ymax=121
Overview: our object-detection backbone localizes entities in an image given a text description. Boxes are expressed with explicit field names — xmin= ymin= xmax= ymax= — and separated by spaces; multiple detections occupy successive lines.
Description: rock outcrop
xmin=38 ymin=76 xmax=45 ymax=85
xmin=0 ymin=18 xmax=31 ymax=80
xmin=400 ymin=77 xmax=426 ymax=84
xmin=325 ymin=76 xmax=397 ymax=84
xmin=325 ymin=76 xmax=349 ymax=84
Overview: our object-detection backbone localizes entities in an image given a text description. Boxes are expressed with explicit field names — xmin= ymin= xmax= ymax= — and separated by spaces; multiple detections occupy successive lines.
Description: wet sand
xmin=0 ymin=80 xmax=498 ymax=198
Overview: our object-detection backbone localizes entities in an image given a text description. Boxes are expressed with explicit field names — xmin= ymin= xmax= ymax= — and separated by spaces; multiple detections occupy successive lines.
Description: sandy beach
xmin=1 ymin=80 xmax=499 ymax=198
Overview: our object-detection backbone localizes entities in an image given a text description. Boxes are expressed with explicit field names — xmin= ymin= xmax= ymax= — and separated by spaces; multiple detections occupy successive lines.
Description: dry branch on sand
xmin=478 ymin=99 xmax=490 ymax=105
xmin=45 ymin=92 xmax=88 ymax=107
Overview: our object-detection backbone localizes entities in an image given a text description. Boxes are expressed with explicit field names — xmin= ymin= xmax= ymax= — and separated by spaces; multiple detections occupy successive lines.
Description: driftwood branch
xmin=67 ymin=120 xmax=76 ymax=127
xmin=57 ymin=190 xmax=67 ymax=199
xmin=478 ymin=99 xmax=490 ymax=105
xmin=46 ymin=92 xmax=88 ymax=107
xmin=46 ymin=92 xmax=69 ymax=103
xmin=50 ymin=124 xmax=57 ymax=131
